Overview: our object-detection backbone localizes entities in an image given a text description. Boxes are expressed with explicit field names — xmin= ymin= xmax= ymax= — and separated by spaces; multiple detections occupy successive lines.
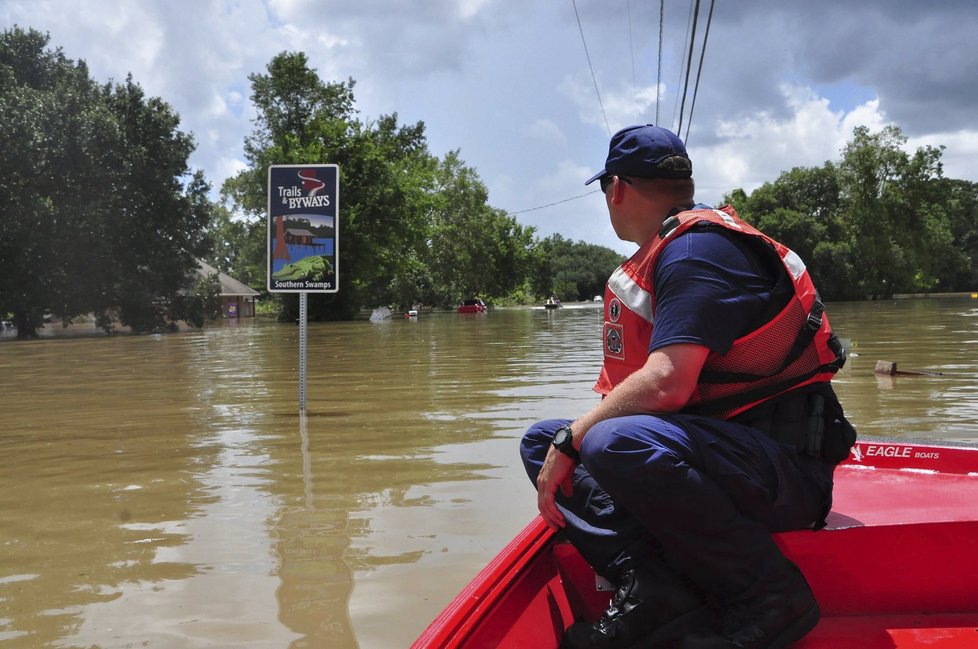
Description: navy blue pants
xmin=520 ymin=414 xmax=834 ymax=602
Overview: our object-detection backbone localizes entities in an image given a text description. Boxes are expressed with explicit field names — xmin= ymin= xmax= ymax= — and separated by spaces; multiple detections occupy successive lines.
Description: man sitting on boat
xmin=520 ymin=124 xmax=855 ymax=649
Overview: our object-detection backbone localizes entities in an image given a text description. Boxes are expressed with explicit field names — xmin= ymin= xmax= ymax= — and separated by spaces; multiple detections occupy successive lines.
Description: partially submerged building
xmin=194 ymin=260 xmax=260 ymax=318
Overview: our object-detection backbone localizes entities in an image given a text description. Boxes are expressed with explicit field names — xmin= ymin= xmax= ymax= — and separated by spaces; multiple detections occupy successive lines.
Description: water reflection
xmin=1 ymin=299 xmax=976 ymax=647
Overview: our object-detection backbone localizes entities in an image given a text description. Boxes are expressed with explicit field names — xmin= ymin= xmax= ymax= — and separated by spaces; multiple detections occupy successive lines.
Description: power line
xmin=656 ymin=0 xmax=664 ymax=124
xmin=684 ymin=0 xmax=716 ymax=143
xmin=534 ymin=1 xmax=716 ymax=224
xmin=676 ymin=0 xmax=701 ymax=138
xmin=520 ymin=1 xmax=613 ymax=227
xmin=672 ymin=1 xmax=695 ymax=130
xmin=572 ymin=0 xmax=611 ymax=135
xmin=506 ymin=190 xmax=599 ymax=216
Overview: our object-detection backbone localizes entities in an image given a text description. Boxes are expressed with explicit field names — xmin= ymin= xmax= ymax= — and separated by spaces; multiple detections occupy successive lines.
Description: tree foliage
xmin=0 ymin=27 xmax=212 ymax=337
xmin=531 ymin=234 xmax=623 ymax=302
xmin=205 ymin=204 xmax=266 ymax=290
xmin=426 ymin=151 xmax=536 ymax=307
xmin=222 ymin=52 xmax=543 ymax=317
xmin=224 ymin=53 xmax=436 ymax=318
xmin=728 ymin=125 xmax=975 ymax=300
xmin=939 ymin=178 xmax=978 ymax=291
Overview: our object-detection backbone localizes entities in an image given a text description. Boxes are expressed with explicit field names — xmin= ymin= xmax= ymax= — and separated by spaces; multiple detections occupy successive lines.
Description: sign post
xmin=267 ymin=164 xmax=339 ymax=412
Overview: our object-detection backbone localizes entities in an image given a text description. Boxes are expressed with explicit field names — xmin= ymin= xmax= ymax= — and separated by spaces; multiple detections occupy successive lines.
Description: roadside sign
xmin=267 ymin=164 xmax=339 ymax=293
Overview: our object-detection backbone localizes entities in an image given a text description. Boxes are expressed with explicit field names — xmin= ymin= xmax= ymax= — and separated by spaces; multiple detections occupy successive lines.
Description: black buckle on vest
xmin=806 ymin=300 xmax=824 ymax=331
xmin=658 ymin=215 xmax=682 ymax=239
xmin=827 ymin=334 xmax=847 ymax=370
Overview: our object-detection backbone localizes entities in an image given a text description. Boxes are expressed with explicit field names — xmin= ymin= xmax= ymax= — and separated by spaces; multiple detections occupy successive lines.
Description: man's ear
xmin=611 ymin=177 xmax=626 ymax=204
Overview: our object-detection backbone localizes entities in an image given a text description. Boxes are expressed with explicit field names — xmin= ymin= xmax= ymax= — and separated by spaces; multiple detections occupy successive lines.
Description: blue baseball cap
xmin=585 ymin=124 xmax=692 ymax=185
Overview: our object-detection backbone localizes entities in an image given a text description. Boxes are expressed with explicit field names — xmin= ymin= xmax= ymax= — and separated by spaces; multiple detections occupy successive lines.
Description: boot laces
xmin=597 ymin=568 xmax=638 ymax=626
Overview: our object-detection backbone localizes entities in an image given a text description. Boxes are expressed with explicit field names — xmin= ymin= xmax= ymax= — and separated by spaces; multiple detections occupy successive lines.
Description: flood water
xmin=1 ymin=297 xmax=977 ymax=648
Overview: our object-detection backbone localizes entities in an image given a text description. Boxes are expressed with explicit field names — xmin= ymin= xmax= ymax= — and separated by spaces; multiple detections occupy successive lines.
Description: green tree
xmin=937 ymin=178 xmax=978 ymax=291
xmin=206 ymin=204 xmax=267 ymax=291
xmin=837 ymin=125 xmax=948 ymax=298
xmin=1 ymin=27 xmax=108 ymax=335
xmin=565 ymin=241 xmax=624 ymax=301
xmin=727 ymin=164 xmax=856 ymax=299
xmin=532 ymin=234 xmax=571 ymax=299
xmin=0 ymin=27 xmax=211 ymax=338
xmin=530 ymin=234 xmax=622 ymax=302
xmin=729 ymin=126 xmax=956 ymax=300
xmin=337 ymin=114 xmax=438 ymax=314
xmin=104 ymin=79 xmax=214 ymax=331
xmin=223 ymin=52 xmax=438 ymax=319
xmin=171 ymin=270 xmax=222 ymax=328
xmin=427 ymin=152 xmax=536 ymax=307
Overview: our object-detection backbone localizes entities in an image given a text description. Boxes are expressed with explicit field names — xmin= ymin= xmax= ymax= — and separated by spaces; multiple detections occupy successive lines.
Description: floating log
xmin=874 ymin=360 xmax=943 ymax=377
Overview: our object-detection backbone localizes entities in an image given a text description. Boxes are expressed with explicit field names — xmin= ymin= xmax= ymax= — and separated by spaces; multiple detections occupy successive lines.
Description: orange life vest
xmin=594 ymin=205 xmax=845 ymax=420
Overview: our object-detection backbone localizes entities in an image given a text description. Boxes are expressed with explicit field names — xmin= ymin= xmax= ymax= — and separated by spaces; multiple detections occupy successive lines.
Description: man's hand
xmin=536 ymin=445 xmax=575 ymax=529
xmin=532 ymin=345 xmax=709 ymax=530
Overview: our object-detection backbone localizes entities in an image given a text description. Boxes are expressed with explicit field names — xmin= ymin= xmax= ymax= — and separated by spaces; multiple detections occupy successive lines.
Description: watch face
xmin=555 ymin=427 xmax=572 ymax=447
xmin=552 ymin=427 xmax=579 ymax=461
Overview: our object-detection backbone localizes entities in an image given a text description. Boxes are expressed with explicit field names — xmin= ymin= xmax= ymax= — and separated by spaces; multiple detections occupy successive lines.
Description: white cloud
xmin=841 ymin=99 xmax=887 ymax=138
xmin=3 ymin=0 xmax=978 ymax=255
xmin=457 ymin=0 xmax=492 ymax=20
xmin=699 ymin=85 xmax=888 ymax=203
xmin=602 ymin=83 xmax=663 ymax=131
xmin=558 ymin=72 xmax=664 ymax=135
xmin=522 ymin=119 xmax=567 ymax=146
xmin=910 ymin=130 xmax=978 ymax=183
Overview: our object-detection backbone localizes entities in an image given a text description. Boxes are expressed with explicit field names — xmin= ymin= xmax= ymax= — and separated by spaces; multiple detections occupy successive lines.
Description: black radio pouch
xmin=733 ymin=383 xmax=856 ymax=464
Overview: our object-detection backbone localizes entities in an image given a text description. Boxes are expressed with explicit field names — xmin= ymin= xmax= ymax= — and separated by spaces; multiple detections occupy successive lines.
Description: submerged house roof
xmin=194 ymin=260 xmax=260 ymax=297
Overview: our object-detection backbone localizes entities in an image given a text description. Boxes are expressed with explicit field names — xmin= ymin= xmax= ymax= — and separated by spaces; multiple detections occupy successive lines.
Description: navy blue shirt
xmin=649 ymin=219 xmax=790 ymax=356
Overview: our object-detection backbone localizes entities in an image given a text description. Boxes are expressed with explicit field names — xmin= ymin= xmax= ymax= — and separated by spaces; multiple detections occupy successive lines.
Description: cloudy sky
xmin=4 ymin=0 xmax=978 ymax=255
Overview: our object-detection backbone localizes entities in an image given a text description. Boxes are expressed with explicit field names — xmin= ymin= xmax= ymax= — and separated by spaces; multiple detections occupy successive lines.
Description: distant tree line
xmin=726 ymin=125 xmax=978 ymax=299
xmin=4 ymin=27 xmax=977 ymax=339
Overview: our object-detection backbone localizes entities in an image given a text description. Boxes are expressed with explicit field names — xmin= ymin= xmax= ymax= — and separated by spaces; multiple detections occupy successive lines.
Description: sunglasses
xmin=599 ymin=175 xmax=633 ymax=193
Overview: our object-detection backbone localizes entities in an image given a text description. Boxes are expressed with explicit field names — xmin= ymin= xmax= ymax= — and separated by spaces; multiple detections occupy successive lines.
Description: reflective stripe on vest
xmin=594 ymin=205 xmax=843 ymax=420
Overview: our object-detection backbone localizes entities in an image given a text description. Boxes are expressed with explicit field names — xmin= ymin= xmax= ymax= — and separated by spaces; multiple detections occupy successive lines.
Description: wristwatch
xmin=552 ymin=425 xmax=580 ymax=463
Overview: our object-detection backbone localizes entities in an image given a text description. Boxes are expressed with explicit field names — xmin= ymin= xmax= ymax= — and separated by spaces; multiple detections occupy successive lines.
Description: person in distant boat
xmin=520 ymin=124 xmax=856 ymax=649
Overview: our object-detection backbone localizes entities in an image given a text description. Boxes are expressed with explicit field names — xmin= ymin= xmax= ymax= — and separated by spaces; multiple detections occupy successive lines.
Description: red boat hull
xmin=457 ymin=300 xmax=487 ymax=314
xmin=413 ymin=440 xmax=978 ymax=648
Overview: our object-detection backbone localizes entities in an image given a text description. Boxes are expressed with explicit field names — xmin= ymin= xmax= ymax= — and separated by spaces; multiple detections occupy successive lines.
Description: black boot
xmin=679 ymin=560 xmax=819 ymax=649
xmin=562 ymin=560 xmax=707 ymax=649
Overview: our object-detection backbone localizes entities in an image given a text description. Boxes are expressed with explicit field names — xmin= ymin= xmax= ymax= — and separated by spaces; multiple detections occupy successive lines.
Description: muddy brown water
xmin=1 ymin=298 xmax=976 ymax=647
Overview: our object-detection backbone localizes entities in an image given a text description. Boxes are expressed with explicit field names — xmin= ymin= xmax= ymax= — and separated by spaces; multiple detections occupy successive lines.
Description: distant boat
xmin=544 ymin=297 xmax=561 ymax=309
xmin=457 ymin=299 xmax=487 ymax=314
